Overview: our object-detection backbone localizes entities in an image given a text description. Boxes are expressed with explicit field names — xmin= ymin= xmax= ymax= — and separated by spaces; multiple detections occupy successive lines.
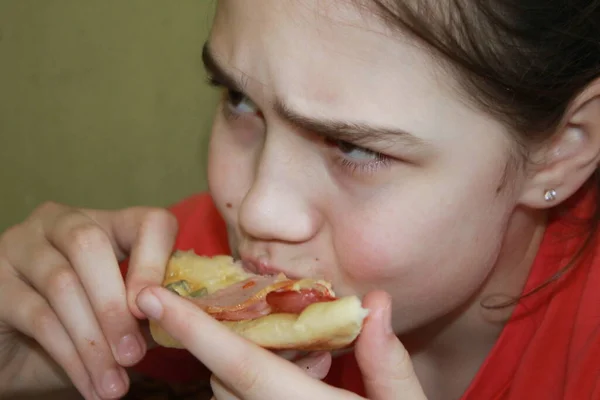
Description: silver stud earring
xmin=544 ymin=189 xmax=557 ymax=202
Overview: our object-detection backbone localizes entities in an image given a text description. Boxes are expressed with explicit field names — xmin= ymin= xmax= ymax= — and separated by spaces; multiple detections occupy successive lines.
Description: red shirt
xmin=129 ymin=190 xmax=600 ymax=399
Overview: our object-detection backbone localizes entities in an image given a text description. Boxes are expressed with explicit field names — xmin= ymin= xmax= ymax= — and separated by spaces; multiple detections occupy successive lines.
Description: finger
xmin=355 ymin=291 xmax=427 ymax=400
xmin=27 ymin=202 xmax=129 ymax=261
xmin=274 ymin=350 xmax=303 ymax=361
xmin=210 ymin=375 xmax=240 ymax=400
xmin=107 ymin=208 xmax=177 ymax=318
xmin=136 ymin=287 xmax=349 ymax=400
xmin=294 ymin=352 xmax=332 ymax=380
xmin=44 ymin=211 xmax=147 ymax=367
xmin=12 ymin=246 xmax=129 ymax=399
xmin=139 ymin=320 xmax=159 ymax=350
xmin=0 ymin=271 xmax=100 ymax=400
xmin=34 ymin=203 xmax=176 ymax=319
xmin=80 ymin=207 xmax=178 ymax=318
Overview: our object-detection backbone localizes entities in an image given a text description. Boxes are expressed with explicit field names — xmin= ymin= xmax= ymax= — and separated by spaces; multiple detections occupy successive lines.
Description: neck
xmin=401 ymin=207 xmax=547 ymax=400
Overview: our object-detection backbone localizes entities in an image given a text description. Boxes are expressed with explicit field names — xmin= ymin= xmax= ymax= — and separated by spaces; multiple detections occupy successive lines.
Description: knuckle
xmin=391 ymin=348 xmax=417 ymax=382
xmin=27 ymin=245 xmax=59 ymax=271
xmin=142 ymin=208 xmax=178 ymax=231
xmin=31 ymin=201 xmax=62 ymax=218
xmin=29 ymin=302 xmax=58 ymax=340
xmin=46 ymin=267 xmax=80 ymax=297
xmin=97 ymin=300 xmax=128 ymax=324
xmin=66 ymin=223 xmax=110 ymax=252
xmin=227 ymin=351 xmax=261 ymax=393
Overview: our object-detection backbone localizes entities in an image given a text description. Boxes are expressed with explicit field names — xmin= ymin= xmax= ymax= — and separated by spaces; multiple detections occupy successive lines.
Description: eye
xmin=224 ymin=89 xmax=259 ymax=116
xmin=335 ymin=140 xmax=381 ymax=161
xmin=206 ymin=76 xmax=261 ymax=120
xmin=325 ymin=138 xmax=392 ymax=176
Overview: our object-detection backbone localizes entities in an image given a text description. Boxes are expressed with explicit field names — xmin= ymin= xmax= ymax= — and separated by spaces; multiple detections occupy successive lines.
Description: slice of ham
xmin=188 ymin=274 xmax=290 ymax=321
xmin=187 ymin=275 xmax=337 ymax=321
xmin=266 ymin=289 xmax=336 ymax=314
xmin=266 ymin=288 xmax=336 ymax=314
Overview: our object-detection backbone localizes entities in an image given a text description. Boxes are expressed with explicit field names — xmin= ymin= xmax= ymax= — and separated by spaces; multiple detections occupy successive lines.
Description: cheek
xmin=335 ymin=224 xmax=399 ymax=282
xmin=333 ymin=212 xmax=455 ymax=294
xmin=331 ymin=187 xmax=510 ymax=327
xmin=207 ymin=119 xmax=255 ymax=215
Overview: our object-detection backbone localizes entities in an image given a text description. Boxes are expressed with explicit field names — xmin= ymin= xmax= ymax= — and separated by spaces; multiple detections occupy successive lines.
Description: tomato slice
xmin=266 ymin=289 xmax=336 ymax=314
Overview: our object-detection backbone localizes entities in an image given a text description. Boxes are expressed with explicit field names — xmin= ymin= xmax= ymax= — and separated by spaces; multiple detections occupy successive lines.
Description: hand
xmin=136 ymin=288 xmax=427 ymax=400
xmin=0 ymin=202 xmax=178 ymax=399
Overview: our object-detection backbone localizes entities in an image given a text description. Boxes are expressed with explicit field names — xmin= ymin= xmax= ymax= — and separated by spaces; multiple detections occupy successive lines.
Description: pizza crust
xmin=149 ymin=295 xmax=369 ymax=350
xmin=149 ymin=251 xmax=369 ymax=351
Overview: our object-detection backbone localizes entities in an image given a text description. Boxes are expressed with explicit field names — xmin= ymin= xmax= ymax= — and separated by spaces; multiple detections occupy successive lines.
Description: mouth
xmin=240 ymin=255 xmax=304 ymax=279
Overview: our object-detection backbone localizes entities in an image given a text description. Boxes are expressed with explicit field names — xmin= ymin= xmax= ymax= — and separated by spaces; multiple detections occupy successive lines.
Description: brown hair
xmin=367 ymin=1 xmax=600 ymax=140
xmin=365 ymin=0 xmax=600 ymax=304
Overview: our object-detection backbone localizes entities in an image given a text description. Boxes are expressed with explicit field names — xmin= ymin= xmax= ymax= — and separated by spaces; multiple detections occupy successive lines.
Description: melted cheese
xmin=162 ymin=251 xmax=336 ymax=298
xmin=163 ymin=251 xmax=253 ymax=294
xmin=287 ymin=279 xmax=335 ymax=296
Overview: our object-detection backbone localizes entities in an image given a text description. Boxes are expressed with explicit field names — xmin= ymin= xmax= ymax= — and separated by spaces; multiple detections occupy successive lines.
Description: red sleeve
xmin=563 ymin=245 xmax=600 ymax=400
xmin=565 ymin=337 xmax=600 ymax=399
xmin=121 ymin=193 xmax=231 ymax=383
xmin=323 ymin=353 xmax=365 ymax=396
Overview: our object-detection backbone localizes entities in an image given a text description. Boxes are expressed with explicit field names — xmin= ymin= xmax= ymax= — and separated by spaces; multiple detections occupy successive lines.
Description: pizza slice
xmin=149 ymin=251 xmax=369 ymax=351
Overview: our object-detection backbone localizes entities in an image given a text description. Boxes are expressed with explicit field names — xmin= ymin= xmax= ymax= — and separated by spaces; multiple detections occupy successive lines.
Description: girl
xmin=1 ymin=1 xmax=599 ymax=399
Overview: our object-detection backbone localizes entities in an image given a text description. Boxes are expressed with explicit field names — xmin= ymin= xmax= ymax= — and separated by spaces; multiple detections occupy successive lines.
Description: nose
xmin=238 ymin=135 xmax=320 ymax=243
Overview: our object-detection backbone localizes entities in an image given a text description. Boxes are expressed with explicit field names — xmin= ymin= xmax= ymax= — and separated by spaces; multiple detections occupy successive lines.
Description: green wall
xmin=0 ymin=1 xmax=219 ymax=231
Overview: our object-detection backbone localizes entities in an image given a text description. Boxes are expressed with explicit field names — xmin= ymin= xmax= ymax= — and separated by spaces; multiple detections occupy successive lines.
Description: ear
xmin=519 ymin=78 xmax=600 ymax=209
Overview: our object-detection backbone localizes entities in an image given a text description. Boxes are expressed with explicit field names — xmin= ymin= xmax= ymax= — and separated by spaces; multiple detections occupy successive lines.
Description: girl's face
xmin=206 ymin=0 xmax=531 ymax=333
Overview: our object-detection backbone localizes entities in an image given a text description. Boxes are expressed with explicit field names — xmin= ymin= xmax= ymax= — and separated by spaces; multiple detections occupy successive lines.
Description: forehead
xmin=214 ymin=3 xmax=438 ymax=113
xmin=210 ymin=0 xmax=508 ymax=148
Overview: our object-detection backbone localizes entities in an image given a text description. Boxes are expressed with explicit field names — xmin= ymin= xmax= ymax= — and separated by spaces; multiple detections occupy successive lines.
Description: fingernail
xmin=297 ymin=351 xmax=328 ymax=363
xmin=296 ymin=352 xmax=331 ymax=379
xmin=101 ymin=368 xmax=125 ymax=398
xmin=117 ymin=334 xmax=143 ymax=365
xmin=276 ymin=350 xmax=302 ymax=361
xmin=137 ymin=291 xmax=163 ymax=320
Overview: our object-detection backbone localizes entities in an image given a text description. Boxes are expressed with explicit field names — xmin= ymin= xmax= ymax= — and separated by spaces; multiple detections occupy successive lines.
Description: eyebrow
xmin=202 ymin=43 xmax=428 ymax=150
xmin=273 ymin=102 xmax=427 ymax=149
xmin=202 ymin=43 xmax=246 ymax=92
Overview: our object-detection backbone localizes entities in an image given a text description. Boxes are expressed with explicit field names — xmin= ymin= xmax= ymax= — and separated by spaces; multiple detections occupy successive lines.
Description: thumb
xmin=355 ymin=291 xmax=427 ymax=400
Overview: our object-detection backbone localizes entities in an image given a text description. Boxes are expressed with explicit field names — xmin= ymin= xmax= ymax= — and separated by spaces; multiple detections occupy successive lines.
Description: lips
xmin=241 ymin=257 xmax=282 ymax=276
xmin=240 ymin=255 xmax=304 ymax=279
